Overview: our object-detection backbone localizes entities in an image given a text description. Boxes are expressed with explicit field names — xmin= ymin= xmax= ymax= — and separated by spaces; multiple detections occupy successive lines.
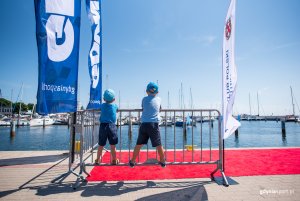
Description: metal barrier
xmin=60 ymin=109 xmax=229 ymax=189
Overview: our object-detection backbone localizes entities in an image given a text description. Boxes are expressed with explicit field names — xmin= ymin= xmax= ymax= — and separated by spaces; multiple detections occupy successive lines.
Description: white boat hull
xmin=0 ymin=120 xmax=11 ymax=126
xmin=29 ymin=118 xmax=55 ymax=126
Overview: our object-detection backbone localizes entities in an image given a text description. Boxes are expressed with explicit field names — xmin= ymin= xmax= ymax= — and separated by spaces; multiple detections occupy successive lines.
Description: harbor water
xmin=0 ymin=121 xmax=300 ymax=151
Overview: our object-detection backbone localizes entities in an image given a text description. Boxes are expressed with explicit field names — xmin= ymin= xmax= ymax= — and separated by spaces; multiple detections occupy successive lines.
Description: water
xmin=0 ymin=121 xmax=300 ymax=151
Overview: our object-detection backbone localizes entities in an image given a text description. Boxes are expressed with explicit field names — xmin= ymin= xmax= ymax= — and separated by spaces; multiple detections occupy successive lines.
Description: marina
xmin=1 ymin=120 xmax=300 ymax=151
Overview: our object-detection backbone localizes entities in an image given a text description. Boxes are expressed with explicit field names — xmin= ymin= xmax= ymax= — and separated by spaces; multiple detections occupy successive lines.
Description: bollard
xmin=183 ymin=122 xmax=187 ymax=134
xmin=10 ymin=121 xmax=16 ymax=137
xmin=281 ymin=120 xmax=286 ymax=136
xmin=128 ymin=117 xmax=132 ymax=140
xmin=235 ymin=129 xmax=238 ymax=137
xmin=43 ymin=118 xmax=46 ymax=128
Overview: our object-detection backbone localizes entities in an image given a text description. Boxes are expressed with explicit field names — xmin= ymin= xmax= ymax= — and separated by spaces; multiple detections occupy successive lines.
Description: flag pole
xmin=223 ymin=139 xmax=225 ymax=172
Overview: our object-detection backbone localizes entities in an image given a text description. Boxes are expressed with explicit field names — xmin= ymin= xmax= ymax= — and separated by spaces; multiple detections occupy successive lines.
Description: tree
xmin=13 ymin=102 xmax=28 ymax=113
xmin=0 ymin=98 xmax=12 ymax=107
xmin=27 ymin=103 xmax=34 ymax=111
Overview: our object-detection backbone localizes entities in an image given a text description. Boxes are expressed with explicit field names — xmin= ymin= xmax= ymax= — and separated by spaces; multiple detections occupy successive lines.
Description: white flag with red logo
xmin=222 ymin=0 xmax=241 ymax=139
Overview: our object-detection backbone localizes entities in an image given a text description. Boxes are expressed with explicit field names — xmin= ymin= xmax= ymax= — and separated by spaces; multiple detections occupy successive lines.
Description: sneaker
xmin=129 ymin=160 xmax=135 ymax=168
xmin=159 ymin=161 xmax=166 ymax=168
xmin=94 ymin=159 xmax=100 ymax=165
xmin=111 ymin=159 xmax=119 ymax=165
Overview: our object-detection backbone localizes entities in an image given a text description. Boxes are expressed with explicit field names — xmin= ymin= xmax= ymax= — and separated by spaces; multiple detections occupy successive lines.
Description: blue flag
xmin=35 ymin=0 xmax=81 ymax=114
xmin=86 ymin=0 xmax=102 ymax=109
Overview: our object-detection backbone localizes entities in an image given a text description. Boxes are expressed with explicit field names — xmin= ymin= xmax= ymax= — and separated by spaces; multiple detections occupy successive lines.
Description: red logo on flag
xmin=225 ymin=18 xmax=231 ymax=40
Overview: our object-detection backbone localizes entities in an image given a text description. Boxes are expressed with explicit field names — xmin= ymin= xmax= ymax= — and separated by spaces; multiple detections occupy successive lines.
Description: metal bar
xmin=85 ymin=160 xmax=218 ymax=166
xmin=164 ymin=111 xmax=167 ymax=161
xmin=119 ymin=111 xmax=122 ymax=163
xmin=138 ymin=111 xmax=140 ymax=163
xmin=174 ymin=111 xmax=176 ymax=162
xmin=200 ymin=111 xmax=203 ymax=162
xmin=209 ymin=111 xmax=212 ymax=161
xmin=71 ymin=112 xmax=76 ymax=164
xmin=128 ymin=111 xmax=131 ymax=162
xmin=191 ymin=111 xmax=194 ymax=162
xmin=80 ymin=112 xmax=84 ymax=168
xmin=183 ymin=111 xmax=185 ymax=162
xmin=147 ymin=143 xmax=149 ymax=161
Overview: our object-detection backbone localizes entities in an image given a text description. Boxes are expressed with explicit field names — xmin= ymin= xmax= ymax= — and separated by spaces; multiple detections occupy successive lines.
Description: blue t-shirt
xmin=100 ymin=103 xmax=118 ymax=123
xmin=141 ymin=95 xmax=161 ymax=123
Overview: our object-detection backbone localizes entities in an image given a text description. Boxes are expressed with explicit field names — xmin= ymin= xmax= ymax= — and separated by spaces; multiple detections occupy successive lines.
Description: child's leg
xmin=156 ymin=145 xmax=165 ymax=163
xmin=110 ymin=145 xmax=117 ymax=161
xmin=131 ymin=144 xmax=143 ymax=162
xmin=96 ymin=145 xmax=104 ymax=163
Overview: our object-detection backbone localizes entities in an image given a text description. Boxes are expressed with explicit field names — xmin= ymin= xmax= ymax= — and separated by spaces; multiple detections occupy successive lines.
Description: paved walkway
xmin=0 ymin=151 xmax=299 ymax=201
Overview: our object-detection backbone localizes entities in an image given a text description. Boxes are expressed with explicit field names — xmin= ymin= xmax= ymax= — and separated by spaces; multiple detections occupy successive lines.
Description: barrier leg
xmin=210 ymin=166 xmax=219 ymax=181
xmin=73 ymin=163 xmax=88 ymax=190
xmin=82 ymin=162 xmax=90 ymax=177
xmin=210 ymin=163 xmax=229 ymax=187
xmin=221 ymin=171 xmax=229 ymax=187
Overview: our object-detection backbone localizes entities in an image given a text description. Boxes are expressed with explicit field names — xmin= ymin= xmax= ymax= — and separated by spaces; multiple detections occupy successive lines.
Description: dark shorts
xmin=98 ymin=123 xmax=118 ymax=146
xmin=136 ymin=123 xmax=161 ymax=147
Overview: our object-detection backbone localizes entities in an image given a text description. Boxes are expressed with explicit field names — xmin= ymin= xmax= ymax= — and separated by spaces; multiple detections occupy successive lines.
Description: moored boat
xmin=29 ymin=116 xmax=55 ymax=126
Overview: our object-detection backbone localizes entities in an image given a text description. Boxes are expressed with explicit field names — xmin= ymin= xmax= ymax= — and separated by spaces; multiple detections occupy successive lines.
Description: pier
xmin=1 ymin=149 xmax=300 ymax=200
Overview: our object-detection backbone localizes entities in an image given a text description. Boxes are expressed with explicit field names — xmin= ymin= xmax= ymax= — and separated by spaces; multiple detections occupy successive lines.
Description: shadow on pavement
xmin=135 ymin=185 xmax=208 ymax=201
xmin=0 ymin=153 xmax=67 ymax=166
xmin=31 ymin=180 xmax=211 ymax=199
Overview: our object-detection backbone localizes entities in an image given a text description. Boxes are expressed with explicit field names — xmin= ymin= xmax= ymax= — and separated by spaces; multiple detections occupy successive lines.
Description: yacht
xmin=0 ymin=115 xmax=11 ymax=126
xmin=29 ymin=116 xmax=55 ymax=126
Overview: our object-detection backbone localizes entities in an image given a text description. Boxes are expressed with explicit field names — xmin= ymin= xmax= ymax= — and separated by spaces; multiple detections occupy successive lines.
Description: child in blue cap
xmin=95 ymin=89 xmax=119 ymax=165
xmin=129 ymin=82 xmax=166 ymax=167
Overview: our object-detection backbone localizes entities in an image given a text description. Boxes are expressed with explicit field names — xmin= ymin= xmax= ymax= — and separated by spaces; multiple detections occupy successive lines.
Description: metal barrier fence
xmin=54 ymin=109 xmax=229 ymax=189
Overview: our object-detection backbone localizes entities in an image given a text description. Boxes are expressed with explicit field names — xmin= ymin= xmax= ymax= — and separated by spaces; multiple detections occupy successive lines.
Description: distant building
xmin=0 ymin=106 xmax=12 ymax=116
xmin=0 ymin=89 xmax=2 ymax=98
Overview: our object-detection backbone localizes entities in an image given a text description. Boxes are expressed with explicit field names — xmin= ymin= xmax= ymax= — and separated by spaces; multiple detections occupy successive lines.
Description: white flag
xmin=222 ymin=0 xmax=241 ymax=139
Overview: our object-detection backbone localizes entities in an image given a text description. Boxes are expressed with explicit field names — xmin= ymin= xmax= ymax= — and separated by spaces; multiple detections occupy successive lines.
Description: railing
xmin=54 ymin=109 xmax=229 ymax=189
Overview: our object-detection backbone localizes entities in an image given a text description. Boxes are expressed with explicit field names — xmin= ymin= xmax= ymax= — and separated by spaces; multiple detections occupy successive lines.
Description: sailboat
xmin=255 ymin=92 xmax=265 ymax=121
xmin=247 ymin=93 xmax=256 ymax=121
xmin=29 ymin=104 xmax=55 ymax=126
xmin=285 ymin=86 xmax=298 ymax=122
xmin=0 ymin=114 xmax=11 ymax=126
xmin=14 ymin=83 xmax=30 ymax=126
xmin=29 ymin=115 xmax=55 ymax=126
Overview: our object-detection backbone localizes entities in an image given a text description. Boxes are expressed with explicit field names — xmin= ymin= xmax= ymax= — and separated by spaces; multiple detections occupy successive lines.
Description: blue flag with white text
xmin=35 ymin=0 xmax=81 ymax=114
xmin=86 ymin=0 xmax=102 ymax=109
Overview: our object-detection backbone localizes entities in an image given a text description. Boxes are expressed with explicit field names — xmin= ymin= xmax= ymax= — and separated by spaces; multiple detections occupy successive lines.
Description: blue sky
xmin=0 ymin=0 xmax=300 ymax=115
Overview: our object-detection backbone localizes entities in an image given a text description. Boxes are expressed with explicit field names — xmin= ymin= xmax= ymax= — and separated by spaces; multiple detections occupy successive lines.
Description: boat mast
xmin=257 ymin=92 xmax=260 ymax=116
xmin=190 ymin=88 xmax=193 ymax=109
xmin=181 ymin=83 xmax=183 ymax=109
xmin=10 ymin=89 xmax=13 ymax=117
xmin=168 ymin=91 xmax=170 ymax=109
xmin=18 ymin=83 xmax=24 ymax=125
xmin=249 ymin=93 xmax=252 ymax=116
xmin=290 ymin=86 xmax=295 ymax=116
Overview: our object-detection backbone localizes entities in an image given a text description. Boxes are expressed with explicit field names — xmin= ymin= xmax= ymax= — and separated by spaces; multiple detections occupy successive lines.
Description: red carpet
xmin=87 ymin=148 xmax=300 ymax=181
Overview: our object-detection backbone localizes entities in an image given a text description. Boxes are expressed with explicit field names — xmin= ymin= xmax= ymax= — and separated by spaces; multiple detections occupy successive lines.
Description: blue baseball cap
xmin=103 ymin=89 xmax=115 ymax=102
xmin=146 ymin=82 xmax=159 ymax=94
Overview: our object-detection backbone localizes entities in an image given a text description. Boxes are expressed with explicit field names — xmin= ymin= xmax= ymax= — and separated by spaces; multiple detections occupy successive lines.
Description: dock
xmin=1 ymin=150 xmax=299 ymax=200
